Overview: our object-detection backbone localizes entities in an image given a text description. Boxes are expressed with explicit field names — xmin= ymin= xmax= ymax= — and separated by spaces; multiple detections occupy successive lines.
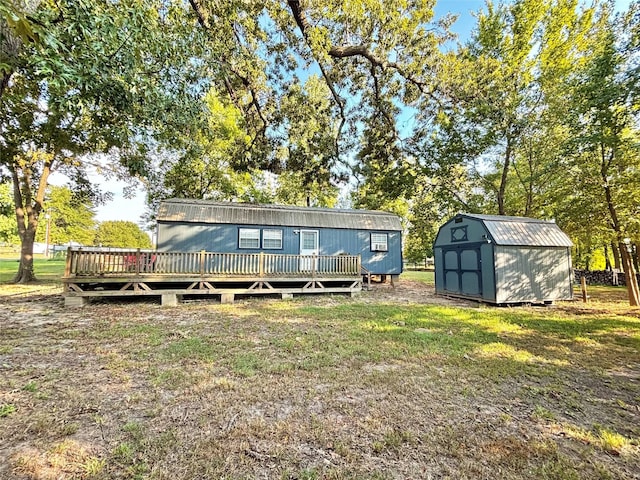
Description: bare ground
xmin=0 ymin=280 xmax=639 ymax=479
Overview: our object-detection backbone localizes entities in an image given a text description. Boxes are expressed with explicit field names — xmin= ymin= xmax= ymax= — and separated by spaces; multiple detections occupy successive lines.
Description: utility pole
xmin=44 ymin=211 xmax=51 ymax=258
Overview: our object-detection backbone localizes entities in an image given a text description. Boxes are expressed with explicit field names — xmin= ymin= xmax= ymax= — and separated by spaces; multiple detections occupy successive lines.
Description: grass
xmin=1 ymin=270 xmax=639 ymax=478
xmin=400 ymin=269 xmax=434 ymax=284
xmin=0 ymin=257 xmax=66 ymax=283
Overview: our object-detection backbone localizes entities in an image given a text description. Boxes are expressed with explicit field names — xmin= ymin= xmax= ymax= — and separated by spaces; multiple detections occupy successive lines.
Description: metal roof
xmin=157 ymin=199 xmax=403 ymax=231
xmin=460 ymin=213 xmax=573 ymax=247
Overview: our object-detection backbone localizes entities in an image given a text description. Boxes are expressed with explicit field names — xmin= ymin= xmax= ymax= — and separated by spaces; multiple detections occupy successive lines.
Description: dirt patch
xmin=364 ymin=280 xmax=479 ymax=306
xmin=1 ymin=280 xmax=639 ymax=479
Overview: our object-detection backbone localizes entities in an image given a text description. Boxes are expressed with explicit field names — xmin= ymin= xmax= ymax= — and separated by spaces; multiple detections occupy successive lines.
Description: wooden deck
xmin=62 ymin=249 xmax=363 ymax=307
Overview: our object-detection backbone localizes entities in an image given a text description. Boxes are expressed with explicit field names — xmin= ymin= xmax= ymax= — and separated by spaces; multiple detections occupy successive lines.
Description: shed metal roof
xmin=459 ymin=213 xmax=573 ymax=247
xmin=157 ymin=199 xmax=403 ymax=231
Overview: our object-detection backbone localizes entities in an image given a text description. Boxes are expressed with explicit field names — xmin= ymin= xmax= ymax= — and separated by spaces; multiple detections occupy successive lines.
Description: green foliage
xmin=94 ymin=221 xmax=151 ymax=249
xmin=0 ymin=183 xmax=18 ymax=245
xmin=0 ymin=0 xmax=207 ymax=282
xmin=2 ymin=0 xmax=638 ymax=291
xmin=35 ymin=185 xmax=96 ymax=246
xmin=0 ymin=403 xmax=16 ymax=417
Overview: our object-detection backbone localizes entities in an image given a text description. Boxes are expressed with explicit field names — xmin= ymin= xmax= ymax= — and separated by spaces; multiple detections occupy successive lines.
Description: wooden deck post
xmin=200 ymin=250 xmax=205 ymax=275
xmin=135 ymin=249 xmax=141 ymax=275
xmin=259 ymin=252 xmax=264 ymax=277
xmin=64 ymin=247 xmax=72 ymax=277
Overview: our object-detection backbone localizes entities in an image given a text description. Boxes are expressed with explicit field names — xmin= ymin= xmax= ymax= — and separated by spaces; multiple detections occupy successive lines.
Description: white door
xmin=299 ymin=230 xmax=319 ymax=271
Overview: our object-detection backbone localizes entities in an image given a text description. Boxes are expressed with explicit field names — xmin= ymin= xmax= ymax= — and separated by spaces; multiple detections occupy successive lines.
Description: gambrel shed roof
xmin=457 ymin=213 xmax=573 ymax=247
xmin=157 ymin=199 xmax=403 ymax=231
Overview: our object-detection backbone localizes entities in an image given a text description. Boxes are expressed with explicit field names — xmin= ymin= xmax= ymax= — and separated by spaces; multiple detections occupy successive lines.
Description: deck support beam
xmin=65 ymin=296 xmax=89 ymax=308
xmin=161 ymin=293 xmax=181 ymax=307
xmin=220 ymin=293 xmax=235 ymax=304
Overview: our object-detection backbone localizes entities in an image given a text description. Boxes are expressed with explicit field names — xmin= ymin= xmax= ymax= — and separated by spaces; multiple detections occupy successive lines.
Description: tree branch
xmin=188 ymin=0 xmax=210 ymax=29
xmin=287 ymin=0 xmax=347 ymax=154
xmin=187 ymin=1 xmax=270 ymax=153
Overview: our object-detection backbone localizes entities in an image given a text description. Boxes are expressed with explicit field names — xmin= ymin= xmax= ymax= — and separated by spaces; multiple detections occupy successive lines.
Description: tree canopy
xmin=0 ymin=0 xmax=206 ymax=281
xmin=94 ymin=220 xmax=151 ymax=249
xmin=1 ymin=0 xmax=639 ymax=304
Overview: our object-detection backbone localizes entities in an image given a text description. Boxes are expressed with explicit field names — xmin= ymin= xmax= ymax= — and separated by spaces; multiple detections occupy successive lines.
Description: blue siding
xmin=157 ymin=222 xmax=402 ymax=275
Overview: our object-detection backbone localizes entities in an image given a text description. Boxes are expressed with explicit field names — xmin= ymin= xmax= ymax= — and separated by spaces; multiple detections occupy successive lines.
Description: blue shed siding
xmin=157 ymin=222 xmax=402 ymax=275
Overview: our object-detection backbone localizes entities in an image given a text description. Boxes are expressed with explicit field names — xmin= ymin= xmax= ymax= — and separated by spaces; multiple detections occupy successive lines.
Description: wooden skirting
xmin=63 ymin=276 xmax=362 ymax=307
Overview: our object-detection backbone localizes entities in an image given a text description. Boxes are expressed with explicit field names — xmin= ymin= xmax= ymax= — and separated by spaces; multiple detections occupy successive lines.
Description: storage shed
xmin=433 ymin=213 xmax=573 ymax=304
xmin=156 ymin=199 xmax=403 ymax=277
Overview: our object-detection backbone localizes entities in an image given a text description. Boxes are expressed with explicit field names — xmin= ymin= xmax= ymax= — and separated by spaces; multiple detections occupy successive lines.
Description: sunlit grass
xmin=400 ymin=269 xmax=434 ymax=284
xmin=556 ymin=423 xmax=637 ymax=456
xmin=14 ymin=440 xmax=105 ymax=479
xmin=2 ymin=273 xmax=640 ymax=479
xmin=0 ymin=258 xmax=65 ymax=283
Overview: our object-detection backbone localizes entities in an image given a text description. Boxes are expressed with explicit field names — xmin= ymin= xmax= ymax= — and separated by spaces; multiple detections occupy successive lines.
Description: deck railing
xmin=64 ymin=248 xmax=362 ymax=278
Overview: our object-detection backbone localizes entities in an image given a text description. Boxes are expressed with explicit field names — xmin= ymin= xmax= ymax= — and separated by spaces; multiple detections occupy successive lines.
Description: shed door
xmin=442 ymin=245 xmax=483 ymax=297
xmin=299 ymin=230 xmax=319 ymax=271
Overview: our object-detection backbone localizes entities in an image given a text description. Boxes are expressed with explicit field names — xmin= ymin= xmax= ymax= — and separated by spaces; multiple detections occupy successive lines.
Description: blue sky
xmin=93 ymin=0 xmax=633 ymax=227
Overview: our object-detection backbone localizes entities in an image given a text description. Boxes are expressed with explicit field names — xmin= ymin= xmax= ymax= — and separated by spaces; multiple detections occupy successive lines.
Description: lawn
xmin=0 ymin=270 xmax=639 ymax=479
xmin=0 ymin=258 xmax=66 ymax=283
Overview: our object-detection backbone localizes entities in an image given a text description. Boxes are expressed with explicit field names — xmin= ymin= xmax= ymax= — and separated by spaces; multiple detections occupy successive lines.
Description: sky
xmin=90 ymin=0 xmax=632 ymax=227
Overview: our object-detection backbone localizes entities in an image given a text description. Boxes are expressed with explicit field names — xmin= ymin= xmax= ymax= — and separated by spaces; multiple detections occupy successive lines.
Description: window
xmin=371 ymin=233 xmax=388 ymax=252
xmin=450 ymin=226 xmax=468 ymax=243
xmin=262 ymin=229 xmax=283 ymax=249
xmin=238 ymin=228 xmax=260 ymax=249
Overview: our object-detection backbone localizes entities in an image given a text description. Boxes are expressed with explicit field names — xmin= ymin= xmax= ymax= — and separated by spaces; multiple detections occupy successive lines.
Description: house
xmin=156 ymin=199 xmax=403 ymax=279
xmin=433 ymin=213 xmax=573 ymax=304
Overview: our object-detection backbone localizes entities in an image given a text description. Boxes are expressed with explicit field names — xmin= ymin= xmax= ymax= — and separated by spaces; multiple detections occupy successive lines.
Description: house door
xmin=299 ymin=230 xmax=319 ymax=272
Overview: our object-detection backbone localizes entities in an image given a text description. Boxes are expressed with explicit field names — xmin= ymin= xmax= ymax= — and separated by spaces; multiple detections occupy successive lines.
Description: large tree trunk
xmin=619 ymin=242 xmax=640 ymax=307
xmin=497 ymin=134 xmax=513 ymax=215
xmin=601 ymin=144 xmax=639 ymax=306
xmin=10 ymin=154 xmax=52 ymax=284
xmin=14 ymin=228 xmax=36 ymax=283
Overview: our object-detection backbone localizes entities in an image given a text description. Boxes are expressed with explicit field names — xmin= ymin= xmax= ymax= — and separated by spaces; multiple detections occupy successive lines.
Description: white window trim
xmin=238 ymin=228 xmax=260 ymax=249
xmin=371 ymin=233 xmax=389 ymax=252
xmin=262 ymin=229 xmax=283 ymax=249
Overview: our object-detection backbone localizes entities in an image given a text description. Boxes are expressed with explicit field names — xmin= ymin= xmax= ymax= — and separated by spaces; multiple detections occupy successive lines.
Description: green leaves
xmin=94 ymin=221 xmax=151 ymax=248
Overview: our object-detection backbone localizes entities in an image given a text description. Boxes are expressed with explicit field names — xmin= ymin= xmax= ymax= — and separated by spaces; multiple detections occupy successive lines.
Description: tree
xmin=95 ymin=221 xmax=151 ymax=249
xmin=417 ymin=0 xmax=594 ymax=218
xmin=154 ymin=1 xmax=452 ymax=209
xmin=0 ymin=0 xmax=207 ymax=282
xmin=149 ymin=73 xmax=345 ymax=212
xmin=35 ymin=185 xmax=96 ymax=246
xmin=562 ymin=2 xmax=640 ymax=305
